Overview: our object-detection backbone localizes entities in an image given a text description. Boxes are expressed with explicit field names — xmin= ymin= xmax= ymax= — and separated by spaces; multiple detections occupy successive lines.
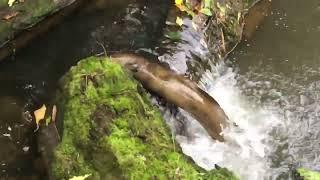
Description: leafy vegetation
xmin=174 ymin=0 xmax=257 ymax=57
xmin=52 ymin=56 xmax=237 ymax=179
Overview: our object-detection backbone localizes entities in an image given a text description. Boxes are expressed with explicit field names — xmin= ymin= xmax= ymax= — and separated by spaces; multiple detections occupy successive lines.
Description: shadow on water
xmin=0 ymin=0 xmax=170 ymax=179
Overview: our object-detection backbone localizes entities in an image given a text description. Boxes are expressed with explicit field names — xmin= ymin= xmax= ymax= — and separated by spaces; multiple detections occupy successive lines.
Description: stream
xmin=159 ymin=0 xmax=320 ymax=179
xmin=0 ymin=0 xmax=319 ymax=179
xmin=160 ymin=0 xmax=320 ymax=180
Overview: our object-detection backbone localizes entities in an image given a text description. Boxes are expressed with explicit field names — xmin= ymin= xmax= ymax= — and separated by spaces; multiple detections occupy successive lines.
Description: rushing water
xmin=161 ymin=0 xmax=320 ymax=179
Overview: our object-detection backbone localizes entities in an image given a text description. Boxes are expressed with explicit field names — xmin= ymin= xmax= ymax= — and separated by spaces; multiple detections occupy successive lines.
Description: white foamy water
xmin=163 ymin=59 xmax=320 ymax=179
xmin=164 ymin=61 xmax=284 ymax=180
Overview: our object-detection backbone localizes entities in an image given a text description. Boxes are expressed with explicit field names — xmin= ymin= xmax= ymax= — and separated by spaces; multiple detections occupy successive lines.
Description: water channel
xmin=0 ymin=0 xmax=319 ymax=179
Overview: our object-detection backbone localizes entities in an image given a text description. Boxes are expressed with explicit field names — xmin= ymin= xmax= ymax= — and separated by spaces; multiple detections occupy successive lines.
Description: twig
xmin=95 ymin=40 xmax=107 ymax=56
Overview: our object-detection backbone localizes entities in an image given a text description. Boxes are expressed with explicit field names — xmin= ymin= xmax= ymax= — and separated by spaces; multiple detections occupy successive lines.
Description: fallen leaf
xmin=165 ymin=31 xmax=181 ymax=41
xmin=34 ymin=104 xmax=46 ymax=131
xmin=2 ymin=11 xmax=19 ymax=20
xmin=69 ymin=174 xmax=91 ymax=180
xmin=175 ymin=17 xmax=183 ymax=26
xmin=175 ymin=0 xmax=187 ymax=12
xmin=175 ymin=0 xmax=183 ymax=5
xmin=200 ymin=8 xmax=212 ymax=16
xmin=8 ymin=0 xmax=17 ymax=7
xmin=52 ymin=105 xmax=57 ymax=122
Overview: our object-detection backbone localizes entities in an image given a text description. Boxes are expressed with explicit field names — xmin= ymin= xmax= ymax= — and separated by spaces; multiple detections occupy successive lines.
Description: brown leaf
xmin=2 ymin=11 xmax=19 ymax=20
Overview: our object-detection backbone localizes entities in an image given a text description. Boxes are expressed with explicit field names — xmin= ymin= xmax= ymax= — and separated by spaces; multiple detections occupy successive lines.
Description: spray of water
xmin=163 ymin=60 xmax=284 ymax=180
xmin=159 ymin=14 xmax=320 ymax=179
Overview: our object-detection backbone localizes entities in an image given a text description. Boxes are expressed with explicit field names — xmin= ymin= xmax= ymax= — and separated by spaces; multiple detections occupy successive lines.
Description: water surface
xmin=231 ymin=0 xmax=320 ymax=177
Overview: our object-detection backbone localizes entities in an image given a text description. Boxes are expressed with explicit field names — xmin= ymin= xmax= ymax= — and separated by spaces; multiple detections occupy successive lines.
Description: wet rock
xmin=0 ymin=0 xmax=87 ymax=61
xmin=242 ymin=0 xmax=272 ymax=40
xmin=0 ymin=0 xmax=79 ymax=44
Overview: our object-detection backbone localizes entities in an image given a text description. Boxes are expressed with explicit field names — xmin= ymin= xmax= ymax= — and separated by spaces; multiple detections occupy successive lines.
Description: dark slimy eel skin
xmin=110 ymin=53 xmax=228 ymax=142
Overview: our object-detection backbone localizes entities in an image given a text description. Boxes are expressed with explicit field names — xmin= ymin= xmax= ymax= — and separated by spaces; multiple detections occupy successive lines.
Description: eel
xmin=110 ymin=53 xmax=228 ymax=142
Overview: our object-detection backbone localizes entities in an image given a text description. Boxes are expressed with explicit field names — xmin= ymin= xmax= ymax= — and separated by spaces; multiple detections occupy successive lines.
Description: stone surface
xmin=0 ymin=0 xmax=77 ymax=45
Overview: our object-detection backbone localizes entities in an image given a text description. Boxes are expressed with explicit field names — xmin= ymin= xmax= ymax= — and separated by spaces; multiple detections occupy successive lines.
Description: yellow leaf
xmin=176 ymin=17 xmax=183 ymax=26
xmin=69 ymin=174 xmax=91 ymax=180
xmin=8 ymin=0 xmax=17 ymax=7
xmin=34 ymin=104 xmax=46 ymax=126
xmin=175 ymin=0 xmax=183 ymax=5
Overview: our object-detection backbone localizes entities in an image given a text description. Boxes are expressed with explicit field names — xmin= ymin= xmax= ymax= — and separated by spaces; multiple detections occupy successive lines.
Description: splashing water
xmin=163 ymin=60 xmax=281 ymax=179
xmin=236 ymin=64 xmax=320 ymax=178
xmin=159 ymin=2 xmax=320 ymax=178
xmin=159 ymin=14 xmax=283 ymax=179
xmin=163 ymin=59 xmax=320 ymax=179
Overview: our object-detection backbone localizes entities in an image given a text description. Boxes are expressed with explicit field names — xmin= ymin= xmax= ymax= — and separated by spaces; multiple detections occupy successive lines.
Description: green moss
xmin=52 ymin=56 xmax=237 ymax=179
xmin=14 ymin=0 xmax=55 ymax=25
xmin=0 ymin=22 xmax=12 ymax=43
xmin=297 ymin=168 xmax=320 ymax=180
xmin=0 ymin=0 xmax=60 ymax=45
xmin=0 ymin=0 xmax=7 ymax=6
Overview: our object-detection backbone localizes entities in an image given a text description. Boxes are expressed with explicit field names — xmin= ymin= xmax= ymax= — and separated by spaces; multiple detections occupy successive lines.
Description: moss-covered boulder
xmin=50 ymin=56 xmax=236 ymax=179
xmin=0 ymin=0 xmax=78 ymax=45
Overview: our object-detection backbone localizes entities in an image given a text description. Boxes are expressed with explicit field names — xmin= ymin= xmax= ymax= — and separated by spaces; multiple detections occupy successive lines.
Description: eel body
xmin=111 ymin=53 xmax=228 ymax=142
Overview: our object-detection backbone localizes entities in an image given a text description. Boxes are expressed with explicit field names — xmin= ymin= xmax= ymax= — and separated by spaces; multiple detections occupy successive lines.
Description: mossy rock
xmin=0 ymin=0 xmax=76 ymax=46
xmin=51 ymin=56 xmax=237 ymax=179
